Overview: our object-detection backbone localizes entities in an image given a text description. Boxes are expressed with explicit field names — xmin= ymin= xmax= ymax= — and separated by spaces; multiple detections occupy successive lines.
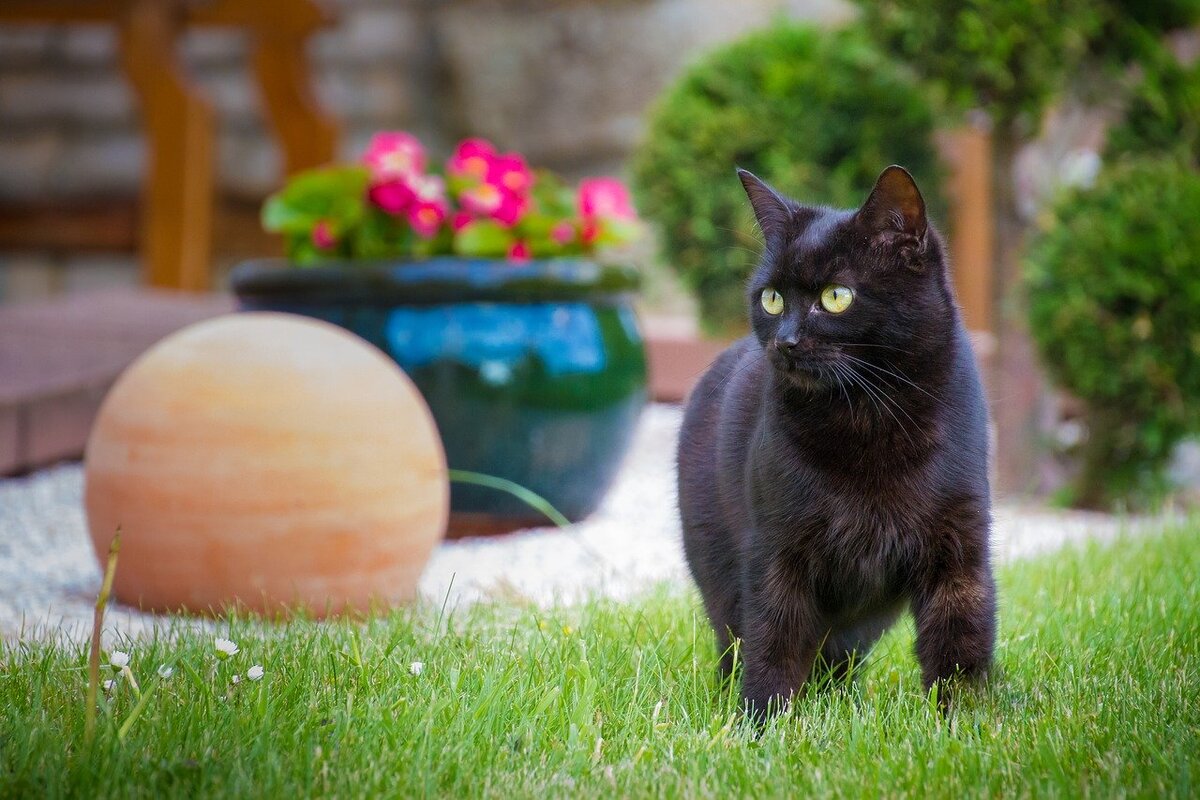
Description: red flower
xmin=312 ymin=219 xmax=337 ymax=249
xmin=507 ymin=240 xmax=531 ymax=262
xmin=580 ymin=218 xmax=600 ymax=246
xmin=369 ymin=180 xmax=414 ymax=215
xmin=409 ymin=201 xmax=447 ymax=238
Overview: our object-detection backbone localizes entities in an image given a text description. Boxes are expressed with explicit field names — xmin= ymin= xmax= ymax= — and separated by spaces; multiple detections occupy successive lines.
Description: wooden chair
xmin=0 ymin=0 xmax=339 ymax=290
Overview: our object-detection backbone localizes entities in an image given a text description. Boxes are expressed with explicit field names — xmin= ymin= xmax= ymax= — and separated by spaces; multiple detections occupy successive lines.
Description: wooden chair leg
xmin=251 ymin=34 xmax=338 ymax=174
xmin=117 ymin=0 xmax=215 ymax=291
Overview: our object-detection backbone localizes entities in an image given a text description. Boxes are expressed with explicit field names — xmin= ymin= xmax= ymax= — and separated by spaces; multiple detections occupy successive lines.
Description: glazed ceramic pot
xmin=230 ymin=258 xmax=647 ymax=533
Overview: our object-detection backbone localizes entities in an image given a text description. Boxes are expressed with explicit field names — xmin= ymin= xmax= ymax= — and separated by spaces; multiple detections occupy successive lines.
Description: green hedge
xmin=631 ymin=24 xmax=942 ymax=333
xmin=1025 ymin=157 xmax=1200 ymax=508
xmin=1105 ymin=54 xmax=1200 ymax=168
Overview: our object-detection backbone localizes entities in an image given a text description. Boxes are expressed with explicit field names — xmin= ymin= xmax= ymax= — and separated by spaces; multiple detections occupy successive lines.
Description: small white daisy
xmin=157 ymin=664 xmax=174 ymax=679
xmin=409 ymin=661 xmax=424 ymax=676
xmin=214 ymin=638 xmax=239 ymax=660
xmin=102 ymin=678 xmax=115 ymax=693
xmin=231 ymin=674 xmax=241 ymax=685
xmin=108 ymin=650 xmax=130 ymax=671
xmin=247 ymin=665 xmax=264 ymax=682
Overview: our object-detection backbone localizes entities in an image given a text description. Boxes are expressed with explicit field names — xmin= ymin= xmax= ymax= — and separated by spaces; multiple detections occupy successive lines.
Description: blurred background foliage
xmin=631 ymin=0 xmax=1199 ymax=508
xmin=1025 ymin=159 xmax=1200 ymax=509
xmin=1105 ymin=54 xmax=1200 ymax=168
xmin=631 ymin=24 xmax=942 ymax=333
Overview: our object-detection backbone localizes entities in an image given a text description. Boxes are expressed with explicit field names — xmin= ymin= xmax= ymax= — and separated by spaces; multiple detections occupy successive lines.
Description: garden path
xmin=0 ymin=404 xmax=1153 ymax=644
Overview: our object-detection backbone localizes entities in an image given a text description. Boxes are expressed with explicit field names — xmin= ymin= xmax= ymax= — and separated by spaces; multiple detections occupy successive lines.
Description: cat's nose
xmin=775 ymin=336 xmax=805 ymax=356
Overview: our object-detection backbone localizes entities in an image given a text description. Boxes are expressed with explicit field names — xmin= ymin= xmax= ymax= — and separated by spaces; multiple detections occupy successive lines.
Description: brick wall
xmin=0 ymin=0 xmax=851 ymax=303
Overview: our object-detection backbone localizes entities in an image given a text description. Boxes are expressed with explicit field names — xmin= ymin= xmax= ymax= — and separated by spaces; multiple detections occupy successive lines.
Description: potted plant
xmin=231 ymin=133 xmax=647 ymax=534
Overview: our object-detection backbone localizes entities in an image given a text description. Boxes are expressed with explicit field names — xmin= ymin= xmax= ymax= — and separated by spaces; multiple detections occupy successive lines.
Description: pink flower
xmin=578 ymin=177 xmax=636 ymax=221
xmin=451 ymin=211 xmax=473 ymax=232
xmin=369 ymin=180 xmax=414 ymax=215
xmin=312 ymin=219 xmax=337 ymax=249
xmin=363 ymin=131 xmax=425 ymax=182
xmin=409 ymin=173 xmax=446 ymax=204
xmin=460 ymin=183 xmax=527 ymax=226
xmin=487 ymin=153 xmax=533 ymax=197
xmin=409 ymin=200 xmax=447 ymax=239
xmin=492 ymin=192 xmax=528 ymax=227
xmin=551 ymin=221 xmax=576 ymax=246
xmin=508 ymin=240 xmax=531 ymax=262
xmin=447 ymin=138 xmax=497 ymax=181
xmin=460 ymin=182 xmax=504 ymax=216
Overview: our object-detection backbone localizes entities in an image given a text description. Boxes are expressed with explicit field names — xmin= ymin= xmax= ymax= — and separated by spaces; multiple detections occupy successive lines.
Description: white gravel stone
xmin=0 ymin=404 xmax=1166 ymax=644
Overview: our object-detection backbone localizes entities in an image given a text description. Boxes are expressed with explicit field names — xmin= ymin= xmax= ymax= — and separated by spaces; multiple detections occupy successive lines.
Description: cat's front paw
xmin=740 ymin=680 xmax=796 ymax=724
xmin=924 ymin=665 xmax=993 ymax=716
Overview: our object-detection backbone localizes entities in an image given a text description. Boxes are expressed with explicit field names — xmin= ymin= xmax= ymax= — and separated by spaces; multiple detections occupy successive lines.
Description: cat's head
xmin=738 ymin=165 xmax=953 ymax=389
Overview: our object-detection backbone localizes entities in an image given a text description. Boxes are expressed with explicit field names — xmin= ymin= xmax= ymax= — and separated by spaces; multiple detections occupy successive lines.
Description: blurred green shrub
xmin=855 ymin=0 xmax=1198 ymax=129
xmin=853 ymin=0 xmax=1098 ymax=129
xmin=1025 ymin=158 xmax=1200 ymax=509
xmin=1105 ymin=55 xmax=1200 ymax=168
xmin=630 ymin=24 xmax=942 ymax=333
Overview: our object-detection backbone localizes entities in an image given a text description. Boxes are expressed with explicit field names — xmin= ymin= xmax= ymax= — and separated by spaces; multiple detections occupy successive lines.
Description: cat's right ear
xmin=738 ymin=169 xmax=791 ymax=240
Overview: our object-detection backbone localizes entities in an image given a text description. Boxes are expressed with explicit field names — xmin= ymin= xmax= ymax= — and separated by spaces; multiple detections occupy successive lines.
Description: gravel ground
xmin=0 ymin=404 xmax=1156 ymax=644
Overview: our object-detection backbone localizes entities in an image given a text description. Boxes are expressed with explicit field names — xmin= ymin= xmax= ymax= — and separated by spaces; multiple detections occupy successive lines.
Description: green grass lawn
xmin=2 ymin=525 xmax=1198 ymax=799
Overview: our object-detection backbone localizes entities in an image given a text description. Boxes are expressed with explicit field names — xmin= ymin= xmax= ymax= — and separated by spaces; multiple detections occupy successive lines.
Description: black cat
xmin=677 ymin=166 xmax=995 ymax=717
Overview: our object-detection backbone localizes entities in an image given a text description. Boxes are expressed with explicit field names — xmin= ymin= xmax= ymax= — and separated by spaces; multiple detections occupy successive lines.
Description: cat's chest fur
xmin=745 ymin=425 xmax=941 ymax=613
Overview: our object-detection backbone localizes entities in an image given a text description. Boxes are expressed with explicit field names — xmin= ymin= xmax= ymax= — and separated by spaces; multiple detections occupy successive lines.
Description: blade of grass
xmin=448 ymin=469 xmax=570 ymax=528
xmin=117 ymin=680 xmax=158 ymax=741
xmin=85 ymin=527 xmax=121 ymax=744
xmin=448 ymin=469 xmax=611 ymax=566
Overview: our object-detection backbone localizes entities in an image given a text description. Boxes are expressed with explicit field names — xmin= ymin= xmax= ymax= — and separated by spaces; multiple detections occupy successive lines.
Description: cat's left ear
xmin=856 ymin=165 xmax=927 ymax=248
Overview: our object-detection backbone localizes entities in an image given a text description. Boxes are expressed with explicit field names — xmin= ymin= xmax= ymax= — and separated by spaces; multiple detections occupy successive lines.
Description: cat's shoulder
xmin=686 ymin=336 xmax=761 ymax=410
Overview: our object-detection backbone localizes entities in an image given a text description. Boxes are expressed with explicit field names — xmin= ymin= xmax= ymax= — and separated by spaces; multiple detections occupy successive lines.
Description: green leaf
xmin=261 ymin=165 xmax=370 ymax=235
xmin=591 ymin=218 xmax=641 ymax=248
xmin=453 ymin=220 xmax=514 ymax=258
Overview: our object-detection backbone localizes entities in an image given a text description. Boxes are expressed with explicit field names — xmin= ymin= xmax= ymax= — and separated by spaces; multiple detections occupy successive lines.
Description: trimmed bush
xmin=1105 ymin=55 xmax=1200 ymax=168
xmin=631 ymin=24 xmax=942 ymax=333
xmin=1025 ymin=157 xmax=1200 ymax=509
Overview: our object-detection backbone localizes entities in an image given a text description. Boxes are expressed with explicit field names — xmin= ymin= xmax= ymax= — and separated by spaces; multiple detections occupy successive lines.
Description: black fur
xmin=678 ymin=166 xmax=996 ymax=717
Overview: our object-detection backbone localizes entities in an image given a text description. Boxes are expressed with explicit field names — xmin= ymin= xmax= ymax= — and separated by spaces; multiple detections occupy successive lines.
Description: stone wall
xmin=0 ymin=0 xmax=851 ymax=303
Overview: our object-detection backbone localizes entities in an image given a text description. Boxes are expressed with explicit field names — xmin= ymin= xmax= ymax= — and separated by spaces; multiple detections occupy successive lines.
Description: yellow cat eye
xmin=820 ymin=284 xmax=854 ymax=314
xmin=761 ymin=288 xmax=784 ymax=315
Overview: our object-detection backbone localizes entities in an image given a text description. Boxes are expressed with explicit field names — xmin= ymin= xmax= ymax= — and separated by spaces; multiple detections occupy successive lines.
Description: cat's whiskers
xmin=837 ymin=359 xmax=920 ymax=450
xmin=854 ymin=365 xmax=921 ymax=432
xmin=838 ymin=352 xmax=944 ymax=405
xmin=830 ymin=341 xmax=915 ymax=357
xmin=827 ymin=361 xmax=859 ymax=427
xmin=715 ymin=223 xmax=764 ymax=247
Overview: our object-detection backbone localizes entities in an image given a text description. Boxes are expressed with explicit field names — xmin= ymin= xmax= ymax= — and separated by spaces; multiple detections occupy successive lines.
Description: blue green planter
xmin=230 ymin=258 xmax=647 ymax=533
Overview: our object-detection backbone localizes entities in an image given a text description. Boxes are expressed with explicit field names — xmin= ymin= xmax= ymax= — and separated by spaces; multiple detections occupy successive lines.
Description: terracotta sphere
xmin=84 ymin=312 xmax=448 ymax=617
